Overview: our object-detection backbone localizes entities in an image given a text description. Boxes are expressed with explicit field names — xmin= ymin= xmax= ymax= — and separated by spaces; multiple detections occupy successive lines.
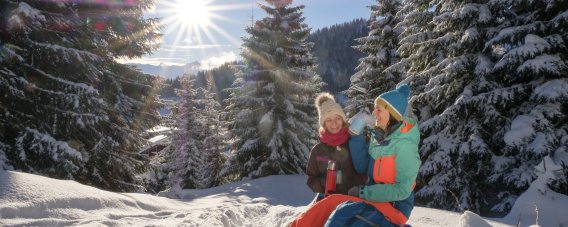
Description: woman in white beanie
xmin=305 ymin=92 xmax=367 ymax=202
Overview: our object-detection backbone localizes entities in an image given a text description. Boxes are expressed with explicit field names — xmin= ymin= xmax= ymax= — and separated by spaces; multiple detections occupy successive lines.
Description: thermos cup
xmin=349 ymin=112 xmax=374 ymax=135
xmin=349 ymin=116 xmax=367 ymax=135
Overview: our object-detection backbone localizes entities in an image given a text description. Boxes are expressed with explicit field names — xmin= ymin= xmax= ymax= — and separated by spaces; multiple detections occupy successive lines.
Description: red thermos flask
xmin=325 ymin=161 xmax=337 ymax=196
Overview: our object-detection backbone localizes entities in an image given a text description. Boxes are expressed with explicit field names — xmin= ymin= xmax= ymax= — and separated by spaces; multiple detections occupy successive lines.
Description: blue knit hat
xmin=374 ymin=84 xmax=410 ymax=121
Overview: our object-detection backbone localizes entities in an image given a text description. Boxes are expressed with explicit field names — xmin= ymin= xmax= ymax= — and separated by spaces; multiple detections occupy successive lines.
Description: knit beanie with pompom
xmin=315 ymin=93 xmax=347 ymax=127
xmin=374 ymin=84 xmax=410 ymax=121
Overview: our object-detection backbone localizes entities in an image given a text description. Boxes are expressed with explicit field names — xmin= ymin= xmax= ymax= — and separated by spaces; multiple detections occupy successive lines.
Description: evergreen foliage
xmin=345 ymin=0 xmax=403 ymax=117
xmin=389 ymin=0 xmax=437 ymax=94
xmin=398 ymin=0 xmax=502 ymax=215
xmin=194 ymin=85 xmax=226 ymax=188
xmin=220 ymin=0 xmax=323 ymax=182
xmin=0 ymin=0 xmax=161 ymax=191
xmin=159 ymin=77 xmax=182 ymax=98
xmin=194 ymin=62 xmax=239 ymax=104
xmin=308 ymin=19 xmax=369 ymax=94
xmin=162 ymin=75 xmax=225 ymax=190
xmin=482 ymin=0 xmax=568 ymax=213
xmin=168 ymin=75 xmax=203 ymax=189
xmin=157 ymin=61 xmax=238 ymax=106
xmin=394 ymin=0 xmax=568 ymax=215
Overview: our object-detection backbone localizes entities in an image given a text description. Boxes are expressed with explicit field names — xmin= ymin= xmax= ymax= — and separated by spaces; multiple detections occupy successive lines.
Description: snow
xmin=504 ymin=115 xmax=535 ymax=146
xmin=517 ymin=54 xmax=564 ymax=75
xmin=495 ymin=34 xmax=552 ymax=71
xmin=148 ymin=134 xmax=167 ymax=144
xmin=2 ymin=170 xmax=564 ymax=226
xmin=15 ymin=128 xmax=83 ymax=161
xmin=259 ymin=111 xmax=273 ymax=136
xmin=28 ymin=60 xmax=99 ymax=94
xmin=533 ymin=78 xmax=568 ymax=101
xmin=146 ymin=125 xmax=171 ymax=133
xmin=477 ymin=4 xmax=491 ymax=23
xmin=552 ymin=9 xmax=568 ymax=23
xmin=0 ymin=43 xmax=24 ymax=62
xmin=15 ymin=2 xmax=45 ymax=21
xmin=8 ymin=2 xmax=46 ymax=30
xmin=502 ymin=156 xmax=568 ymax=227
xmin=461 ymin=28 xmax=479 ymax=44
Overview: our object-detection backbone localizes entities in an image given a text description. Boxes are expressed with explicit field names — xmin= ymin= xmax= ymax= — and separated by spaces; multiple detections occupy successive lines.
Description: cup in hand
xmin=349 ymin=115 xmax=367 ymax=135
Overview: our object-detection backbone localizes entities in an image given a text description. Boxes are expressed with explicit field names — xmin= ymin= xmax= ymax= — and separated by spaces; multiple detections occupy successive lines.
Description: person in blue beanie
xmin=346 ymin=83 xmax=421 ymax=226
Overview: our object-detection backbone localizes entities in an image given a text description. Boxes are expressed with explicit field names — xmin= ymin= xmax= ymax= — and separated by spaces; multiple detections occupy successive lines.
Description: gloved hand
xmin=369 ymin=127 xmax=385 ymax=143
xmin=348 ymin=185 xmax=361 ymax=197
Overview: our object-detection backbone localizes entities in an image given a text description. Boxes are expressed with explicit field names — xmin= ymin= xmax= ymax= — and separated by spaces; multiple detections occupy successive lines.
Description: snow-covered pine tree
xmin=0 ymin=0 xmax=160 ymax=191
xmin=220 ymin=0 xmax=322 ymax=182
xmin=399 ymin=0 xmax=505 ymax=215
xmin=345 ymin=0 xmax=403 ymax=116
xmin=194 ymin=84 xmax=225 ymax=188
xmin=219 ymin=68 xmax=252 ymax=183
xmin=167 ymin=75 xmax=204 ymax=190
xmin=388 ymin=0 xmax=437 ymax=94
xmin=480 ymin=0 xmax=568 ymax=213
xmin=402 ymin=0 xmax=568 ymax=216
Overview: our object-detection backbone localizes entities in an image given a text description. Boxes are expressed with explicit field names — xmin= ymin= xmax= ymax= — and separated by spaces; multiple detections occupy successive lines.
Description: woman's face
xmin=324 ymin=114 xmax=344 ymax=134
xmin=373 ymin=104 xmax=390 ymax=131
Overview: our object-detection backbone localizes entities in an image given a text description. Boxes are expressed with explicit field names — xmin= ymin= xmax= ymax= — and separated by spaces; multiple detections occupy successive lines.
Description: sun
xmin=173 ymin=0 xmax=212 ymax=28
xmin=157 ymin=0 xmax=251 ymax=64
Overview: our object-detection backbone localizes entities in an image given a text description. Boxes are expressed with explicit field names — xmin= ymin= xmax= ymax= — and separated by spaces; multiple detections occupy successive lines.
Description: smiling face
xmin=323 ymin=114 xmax=345 ymax=134
xmin=372 ymin=104 xmax=391 ymax=131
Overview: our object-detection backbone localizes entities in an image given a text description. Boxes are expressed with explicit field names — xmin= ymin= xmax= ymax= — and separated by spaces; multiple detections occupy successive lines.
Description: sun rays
xmin=157 ymin=0 xmax=250 ymax=65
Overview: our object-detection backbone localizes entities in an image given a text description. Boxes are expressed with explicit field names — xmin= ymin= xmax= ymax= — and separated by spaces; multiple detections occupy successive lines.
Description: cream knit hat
xmin=315 ymin=93 xmax=347 ymax=127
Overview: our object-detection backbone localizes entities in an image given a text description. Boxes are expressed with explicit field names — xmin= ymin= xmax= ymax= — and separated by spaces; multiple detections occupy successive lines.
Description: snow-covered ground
xmin=0 ymin=170 xmax=565 ymax=226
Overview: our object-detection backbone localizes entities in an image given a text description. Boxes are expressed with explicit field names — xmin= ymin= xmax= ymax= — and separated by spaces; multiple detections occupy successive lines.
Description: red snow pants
xmin=289 ymin=194 xmax=408 ymax=227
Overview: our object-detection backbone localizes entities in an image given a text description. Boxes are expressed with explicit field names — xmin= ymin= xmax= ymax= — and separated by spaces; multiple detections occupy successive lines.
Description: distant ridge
xmin=130 ymin=61 xmax=202 ymax=79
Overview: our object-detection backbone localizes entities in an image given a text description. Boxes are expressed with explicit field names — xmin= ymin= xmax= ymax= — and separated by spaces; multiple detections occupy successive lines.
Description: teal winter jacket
xmin=349 ymin=117 xmax=421 ymax=202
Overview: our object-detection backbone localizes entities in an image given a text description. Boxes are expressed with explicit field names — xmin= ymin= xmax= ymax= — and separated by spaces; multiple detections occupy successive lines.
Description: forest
xmin=1 ymin=0 xmax=566 ymax=217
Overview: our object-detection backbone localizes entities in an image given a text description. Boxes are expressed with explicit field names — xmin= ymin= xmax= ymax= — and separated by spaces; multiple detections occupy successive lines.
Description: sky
xmin=2 ymin=170 xmax=567 ymax=226
xmin=120 ymin=0 xmax=374 ymax=69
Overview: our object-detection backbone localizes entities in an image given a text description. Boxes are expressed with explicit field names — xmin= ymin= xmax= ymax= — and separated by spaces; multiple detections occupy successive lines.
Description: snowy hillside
xmin=3 ymin=170 xmax=564 ymax=226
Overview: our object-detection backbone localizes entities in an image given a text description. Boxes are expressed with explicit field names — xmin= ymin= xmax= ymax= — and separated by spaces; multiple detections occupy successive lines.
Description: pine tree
xmin=389 ymin=0 xmax=437 ymax=93
xmin=398 ymin=0 xmax=568 ymax=216
xmin=168 ymin=75 xmax=204 ymax=189
xmin=398 ymin=0 xmax=504 ymax=215
xmin=221 ymin=0 xmax=322 ymax=182
xmin=194 ymin=85 xmax=225 ymax=188
xmin=480 ymin=0 xmax=568 ymax=213
xmin=0 ymin=0 xmax=160 ymax=191
xmin=345 ymin=0 xmax=403 ymax=116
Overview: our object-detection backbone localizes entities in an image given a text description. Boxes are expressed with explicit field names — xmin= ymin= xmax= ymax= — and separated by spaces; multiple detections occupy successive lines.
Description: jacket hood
xmin=388 ymin=117 xmax=420 ymax=145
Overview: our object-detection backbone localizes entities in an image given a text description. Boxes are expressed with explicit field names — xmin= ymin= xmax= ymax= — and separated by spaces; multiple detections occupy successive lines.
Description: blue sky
xmin=121 ymin=0 xmax=374 ymax=68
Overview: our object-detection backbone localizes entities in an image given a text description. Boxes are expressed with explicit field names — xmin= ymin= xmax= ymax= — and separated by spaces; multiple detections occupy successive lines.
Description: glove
xmin=369 ymin=127 xmax=385 ymax=143
xmin=348 ymin=185 xmax=361 ymax=197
